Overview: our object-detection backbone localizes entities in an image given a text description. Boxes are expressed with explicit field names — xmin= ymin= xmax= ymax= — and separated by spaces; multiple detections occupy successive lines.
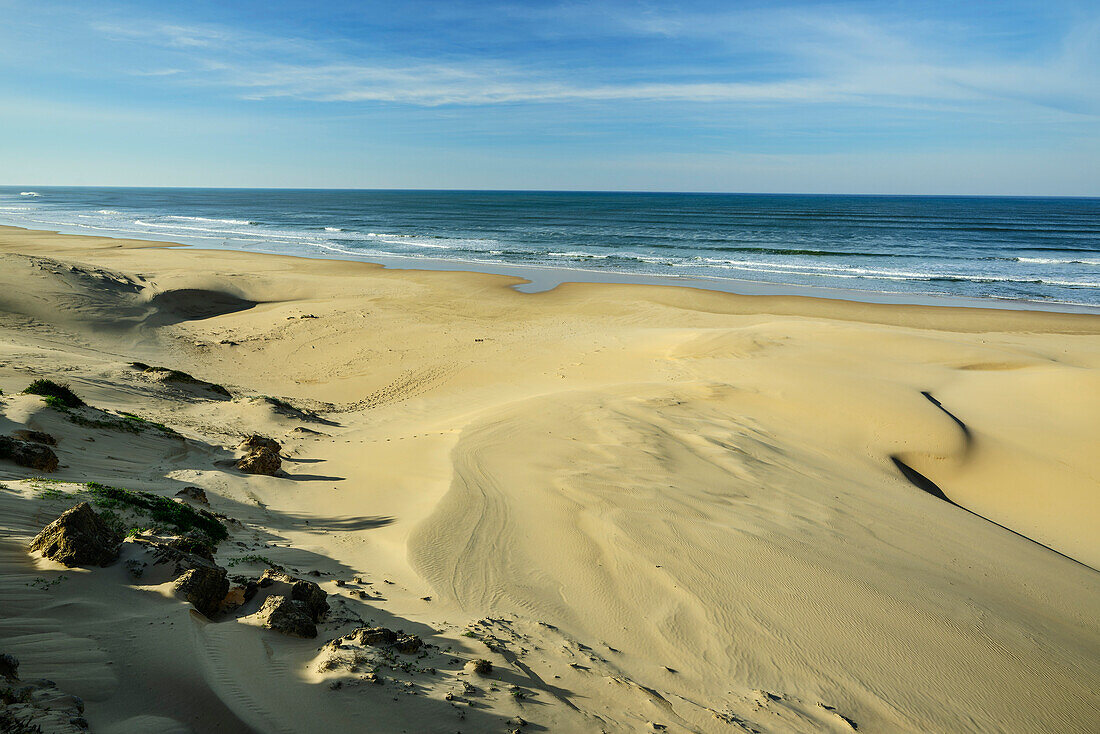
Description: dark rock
xmin=257 ymin=568 xmax=284 ymax=588
xmin=237 ymin=447 xmax=280 ymax=475
xmin=173 ymin=565 xmax=229 ymax=617
xmin=291 ymin=578 xmax=329 ymax=621
xmin=352 ymin=627 xmax=397 ymax=646
xmin=166 ymin=534 xmax=216 ymax=562
xmin=238 ymin=435 xmax=281 ymax=452
xmin=0 ymin=653 xmax=17 ymax=681
xmin=131 ymin=536 xmax=216 ymax=576
xmin=174 ymin=486 xmax=209 ymax=504
xmin=11 ymin=429 xmax=56 ymax=446
xmin=255 ymin=595 xmax=317 ymax=638
xmin=28 ymin=503 xmax=121 ymax=567
xmin=0 ymin=435 xmax=60 ymax=472
xmin=394 ymin=634 xmax=422 ymax=654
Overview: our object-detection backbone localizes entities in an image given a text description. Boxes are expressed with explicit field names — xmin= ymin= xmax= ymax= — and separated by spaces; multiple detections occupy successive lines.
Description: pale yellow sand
xmin=0 ymin=225 xmax=1098 ymax=733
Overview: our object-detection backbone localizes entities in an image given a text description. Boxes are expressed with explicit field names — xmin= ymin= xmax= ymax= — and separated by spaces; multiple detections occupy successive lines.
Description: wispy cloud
xmin=89 ymin=8 xmax=1100 ymax=116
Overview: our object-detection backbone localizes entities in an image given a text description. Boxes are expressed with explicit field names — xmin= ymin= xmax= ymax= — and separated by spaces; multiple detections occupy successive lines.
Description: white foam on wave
xmin=693 ymin=257 xmax=1100 ymax=287
xmin=1016 ymin=256 xmax=1100 ymax=266
xmin=549 ymin=251 xmax=610 ymax=259
xmin=161 ymin=215 xmax=254 ymax=225
xmin=19 ymin=192 xmax=40 ymax=197
xmin=324 ymin=227 xmax=343 ymax=232
xmin=130 ymin=219 xmax=326 ymax=246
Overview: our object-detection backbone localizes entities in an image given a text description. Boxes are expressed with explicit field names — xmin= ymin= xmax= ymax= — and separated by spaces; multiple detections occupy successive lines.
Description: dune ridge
xmin=0 ymin=225 xmax=1098 ymax=733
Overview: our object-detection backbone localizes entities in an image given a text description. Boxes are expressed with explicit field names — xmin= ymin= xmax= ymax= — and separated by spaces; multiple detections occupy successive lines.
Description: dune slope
xmin=0 ymin=225 xmax=1098 ymax=733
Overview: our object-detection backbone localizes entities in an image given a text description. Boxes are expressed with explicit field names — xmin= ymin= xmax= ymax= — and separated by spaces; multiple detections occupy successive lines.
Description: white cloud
xmin=88 ymin=8 xmax=1100 ymax=116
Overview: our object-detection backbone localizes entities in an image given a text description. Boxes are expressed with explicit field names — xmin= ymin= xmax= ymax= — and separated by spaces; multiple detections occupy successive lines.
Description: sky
xmin=1 ymin=0 xmax=1098 ymax=194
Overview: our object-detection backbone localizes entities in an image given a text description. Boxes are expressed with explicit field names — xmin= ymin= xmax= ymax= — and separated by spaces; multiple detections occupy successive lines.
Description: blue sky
xmin=1 ymin=0 xmax=1098 ymax=194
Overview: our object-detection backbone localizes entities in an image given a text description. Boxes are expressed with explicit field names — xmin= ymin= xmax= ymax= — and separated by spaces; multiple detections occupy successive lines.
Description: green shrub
xmin=84 ymin=482 xmax=227 ymax=541
xmin=226 ymin=554 xmax=279 ymax=568
xmin=23 ymin=379 xmax=84 ymax=408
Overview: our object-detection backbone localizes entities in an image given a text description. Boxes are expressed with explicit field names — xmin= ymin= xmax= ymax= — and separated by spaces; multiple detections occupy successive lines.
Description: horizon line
xmin=4 ymin=185 xmax=1099 ymax=199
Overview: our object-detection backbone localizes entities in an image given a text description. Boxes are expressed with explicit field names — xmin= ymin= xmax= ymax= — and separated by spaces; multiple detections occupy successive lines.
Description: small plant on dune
xmin=226 ymin=554 xmax=280 ymax=568
xmin=23 ymin=379 xmax=84 ymax=408
xmin=42 ymin=395 xmax=69 ymax=409
xmin=119 ymin=412 xmax=181 ymax=437
xmin=95 ymin=507 xmax=127 ymax=536
xmin=65 ymin=411 xmax=140 ymax=433
xmin=84 ymin=482 xmax=228 ymax=541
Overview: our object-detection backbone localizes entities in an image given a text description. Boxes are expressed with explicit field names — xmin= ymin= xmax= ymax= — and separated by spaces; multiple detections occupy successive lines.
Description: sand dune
xmin=1 ymin=225 xmax=1098 ymax=733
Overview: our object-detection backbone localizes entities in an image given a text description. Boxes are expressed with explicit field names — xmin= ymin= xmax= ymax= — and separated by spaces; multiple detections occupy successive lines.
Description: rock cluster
xmin=0 ymin=435 xmax=59 ymax=472
xmin=11 ymin=429 xmax=56 ymax=446
xmin=28 ymin=503 xmax=121 ymax=567
xmin=129 ymin=534 xmax=228 ymax=617
xmin=236 ymin=435 xmax=281 ymax=475
xmin=0 ymin=653 xmax=89 ymax=734
xmin=239 ymin=435 xmax=280 ymax=452
xmin=173 ymin=566 xmax=230 ymax=618
xmin=174 ymin=486 xmax=209 ymax=504
xmin=255 ymin=595 xmax=319 ymax=638
xmin=341 ymin=626 xmax=422 ymax=655
xmin=250 ymin=569 xmax=330 ymax=638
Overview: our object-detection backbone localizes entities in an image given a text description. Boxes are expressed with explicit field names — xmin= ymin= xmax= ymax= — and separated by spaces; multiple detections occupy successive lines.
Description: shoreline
xmin=3 ymin=220 xmax=1098 ymax=316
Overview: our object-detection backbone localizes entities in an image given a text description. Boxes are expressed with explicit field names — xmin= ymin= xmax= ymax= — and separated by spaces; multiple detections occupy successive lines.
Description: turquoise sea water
xmin=1 ymin=187 xmax=1098 ymax=308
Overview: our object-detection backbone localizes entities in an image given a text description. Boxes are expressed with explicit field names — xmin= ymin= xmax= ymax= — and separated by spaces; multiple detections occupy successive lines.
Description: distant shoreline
xmin=3 ymin=220 xmax=1098 ymax=316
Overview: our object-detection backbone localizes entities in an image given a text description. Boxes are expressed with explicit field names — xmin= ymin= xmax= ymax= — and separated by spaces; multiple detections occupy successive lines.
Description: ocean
xmin=2 ymin=187 xmax=1098 ymax=309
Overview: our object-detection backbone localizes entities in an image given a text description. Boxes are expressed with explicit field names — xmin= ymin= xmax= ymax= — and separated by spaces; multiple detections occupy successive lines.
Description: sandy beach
xmin=1 ymin=224 xmax=1098 ymax=733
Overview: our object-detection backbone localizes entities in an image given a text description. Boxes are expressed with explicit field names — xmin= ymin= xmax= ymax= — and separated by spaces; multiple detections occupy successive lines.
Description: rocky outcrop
xmin=237 ymin=449 xmax=280 ymax=475
xmin=258 ymin=569 xmax=329 ymax=621
xmin=174 ymin=486 xmax=209 ymax=504
xmin=0 ymin=653 xmax=17 ymax=681
xmin=0 ymin=435 xmax=59 ymax=472
xmin=351 ymin=627 xmax=397 ymax=646
xmin=249 ymin=569 xmax=329 ymax=637
xmin=236 ymin=435 xmax=282 ymax=475
xmin=0 ymin=654 xmax=89 ymax=734
xmin=127 ymin=534 xmax=229 ymax=617
xmin=11 ymin=429 xmax=56 ymax=446
xmin=173 ymin=566 xmax=229 ymax=618
xmin=291 ymin=579 xmax=329 ymax=621
xmin=255 ymin=595 xmax=317 ymax=638
xmin=239 ymin=435 xmax=280 ymax=452
xmin=394 ymin=634 xmax=423 ymax=654
xmin=29 ymin=503 xmax=121 ymax=567
xmin=165 ymin=533 xmax=216 ymax=561
xmin=342 ymin=626 xmax=421 ymax=654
